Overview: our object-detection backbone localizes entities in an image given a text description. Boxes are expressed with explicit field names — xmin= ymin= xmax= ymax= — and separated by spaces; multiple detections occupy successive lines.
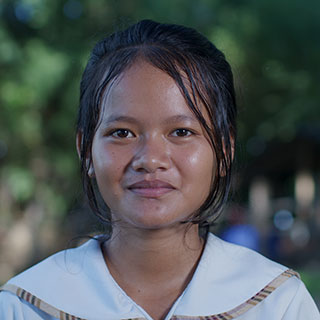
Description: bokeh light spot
xmin=290 ymin=221 xmax=310 ymax=247
xmin=15 ymin=3 xmax=34 ymax=23
xmin=273 ymin=209 xmax=294 ymax=231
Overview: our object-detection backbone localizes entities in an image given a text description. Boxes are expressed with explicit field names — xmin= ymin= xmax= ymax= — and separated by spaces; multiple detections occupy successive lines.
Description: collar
xmin=173 ymin=233 xmax=287 ymax=316
xmin=6 ymin=233 xmax=289 ymax=319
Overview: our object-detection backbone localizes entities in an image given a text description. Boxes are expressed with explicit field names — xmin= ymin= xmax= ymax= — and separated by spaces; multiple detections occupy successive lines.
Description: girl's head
xmin=77 ymin=19 xmax=237 ymax=230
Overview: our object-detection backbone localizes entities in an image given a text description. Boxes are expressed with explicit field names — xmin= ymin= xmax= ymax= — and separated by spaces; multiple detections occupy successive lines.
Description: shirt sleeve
xmin=0 ymin=290 xmax=57 ymax=320
xmin=282 ymin=280 xmax=320 ymax=320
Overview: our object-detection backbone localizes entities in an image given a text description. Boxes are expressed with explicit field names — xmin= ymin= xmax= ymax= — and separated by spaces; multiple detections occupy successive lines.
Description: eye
xmin=110 ymin=129 xmax=135 ymax=138
xmin=171 ymin=128 xmax=194 ymax=137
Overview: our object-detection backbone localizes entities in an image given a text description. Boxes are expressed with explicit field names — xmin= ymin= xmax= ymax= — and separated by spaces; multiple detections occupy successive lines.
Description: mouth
xmin=127 ymin=180 xmax=175 ymax=198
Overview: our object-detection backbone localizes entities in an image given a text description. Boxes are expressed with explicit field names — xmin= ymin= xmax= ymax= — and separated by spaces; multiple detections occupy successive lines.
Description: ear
xmin=230 ymin=135 xmax=235 ymax=162
xmin=76 ymin=132 xmax=95 ymax=178
xmin=76 ymin=131 xmax=82 ymax=159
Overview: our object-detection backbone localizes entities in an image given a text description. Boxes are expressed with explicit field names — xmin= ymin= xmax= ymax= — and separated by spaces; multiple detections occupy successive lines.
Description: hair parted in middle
xmin=77 ymin=19 xmax=237 ymax=230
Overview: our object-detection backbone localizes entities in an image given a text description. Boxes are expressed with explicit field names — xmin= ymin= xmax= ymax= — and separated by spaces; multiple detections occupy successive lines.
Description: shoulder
xmin=207 ymin=233 xmax=320 ymax=318
xmin=2 ymin=238 xmax=105 ymax=318
xmin=241 ymin=275 xmax=320 ymax=319
xmin=7 ymin=237 xmax=101 ymax=289
xmin=175 ymin=233 xmax=320 ymax=318
xmin=1 ymin=237 xmax=130 ymax=319
xmin=0 ymin=290 xmax=23 ymax=317
xmin=0 ymin=289 xmax=55 ymax=319
xmin=204 ymin=233 xmax=288 ymax=283
xmin=206 ymin=232 xmax=284 ymax=266
xmin=281 ymin=276 xmax=320 ymax=319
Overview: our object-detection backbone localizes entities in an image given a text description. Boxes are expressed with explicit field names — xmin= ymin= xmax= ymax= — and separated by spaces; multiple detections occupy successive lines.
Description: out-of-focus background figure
xmin=0 ymin=0 xmax=319 ymax=306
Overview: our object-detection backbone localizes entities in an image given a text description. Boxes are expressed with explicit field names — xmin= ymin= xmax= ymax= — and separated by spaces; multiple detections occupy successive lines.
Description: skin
xmin=77 ymin=60 xmax=216 ymax=320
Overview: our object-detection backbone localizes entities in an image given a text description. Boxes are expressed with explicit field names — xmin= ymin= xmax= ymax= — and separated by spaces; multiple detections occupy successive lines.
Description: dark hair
xmin=77 ymin=19 xmax=237 ymax=231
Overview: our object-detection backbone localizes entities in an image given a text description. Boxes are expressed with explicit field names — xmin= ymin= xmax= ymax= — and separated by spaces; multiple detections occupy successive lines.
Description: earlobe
xmin=76 ymin=131 xmax=95 ymax=178
xmin=87 ymin=162 xmax=95 ymax=178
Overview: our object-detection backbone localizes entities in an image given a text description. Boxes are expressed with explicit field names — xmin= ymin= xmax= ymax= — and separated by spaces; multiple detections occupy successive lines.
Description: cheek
xmin=92 ymin=148 xmax=113 ymax=176
xmin=91 ymin=143 xmax=126 ymax=188
xmin=179 ymin=145 xmax=215 ymax=188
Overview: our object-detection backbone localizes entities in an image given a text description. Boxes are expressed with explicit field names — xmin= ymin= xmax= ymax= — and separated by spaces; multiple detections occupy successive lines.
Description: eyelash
xmin=170 ymin=128 xmax=194 ymax=137
xmin=107 ymin=128 xmax=195 ymax=139
xmin=109 ymin=129 xmax=135 ymax=138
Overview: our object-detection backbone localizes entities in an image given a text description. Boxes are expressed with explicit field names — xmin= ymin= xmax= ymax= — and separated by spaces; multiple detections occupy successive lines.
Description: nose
xmin=131 ymin=136 xmax=171 ymax=173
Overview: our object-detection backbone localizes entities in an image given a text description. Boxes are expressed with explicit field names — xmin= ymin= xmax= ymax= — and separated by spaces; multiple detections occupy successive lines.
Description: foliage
xmin=0 ymin=0 xmax=319 ymax=278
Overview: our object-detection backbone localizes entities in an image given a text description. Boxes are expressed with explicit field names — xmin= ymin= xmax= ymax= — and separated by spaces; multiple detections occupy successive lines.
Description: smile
xmin=127 ymin=180 xmax=175 ymax=198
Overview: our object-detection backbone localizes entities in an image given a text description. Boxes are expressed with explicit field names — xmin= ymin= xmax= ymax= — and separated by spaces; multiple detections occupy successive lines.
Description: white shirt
xmin=1 ymin=233 xmax=319 ymax=319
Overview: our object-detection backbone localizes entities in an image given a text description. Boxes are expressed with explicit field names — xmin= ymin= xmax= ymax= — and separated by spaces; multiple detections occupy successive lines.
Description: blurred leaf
xmin=6 ymin=167 xmax=35 ymax=202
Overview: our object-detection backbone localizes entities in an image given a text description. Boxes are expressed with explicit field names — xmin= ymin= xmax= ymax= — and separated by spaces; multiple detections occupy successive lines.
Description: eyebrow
xmin=162 ymin=114 xmax=199 ymax=125
xmin=101 ymin=114 xmax=199 ymax=126
xmin=102 ymin=115 xmax=138 ymax=125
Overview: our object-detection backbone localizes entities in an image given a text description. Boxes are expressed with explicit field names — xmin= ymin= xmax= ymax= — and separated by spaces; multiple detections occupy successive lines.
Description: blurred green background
xmin=0 ymin=0 xmax=319 ymax=306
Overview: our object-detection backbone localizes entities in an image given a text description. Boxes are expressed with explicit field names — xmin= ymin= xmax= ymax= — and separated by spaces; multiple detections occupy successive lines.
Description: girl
xmin=1 ymin=19 xmax=319 ymax=320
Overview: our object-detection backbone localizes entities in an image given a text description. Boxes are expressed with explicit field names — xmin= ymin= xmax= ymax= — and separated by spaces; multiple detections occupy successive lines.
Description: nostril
xmin=131 ymin=154 xmax=171 ymax=173
xmin=135 ymin=166 xmax=149 ymax=173
xmin=131 ymin=137 xmax=171 ymax=173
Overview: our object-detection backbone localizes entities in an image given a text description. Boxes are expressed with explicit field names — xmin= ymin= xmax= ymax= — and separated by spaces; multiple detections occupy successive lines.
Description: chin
xmin=116 ymin=212 xmax=189 ymax=231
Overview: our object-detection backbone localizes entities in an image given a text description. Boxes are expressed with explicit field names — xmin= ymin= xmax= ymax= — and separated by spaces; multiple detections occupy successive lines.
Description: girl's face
xmin=90 ymin=60 xmax=215 ymax=231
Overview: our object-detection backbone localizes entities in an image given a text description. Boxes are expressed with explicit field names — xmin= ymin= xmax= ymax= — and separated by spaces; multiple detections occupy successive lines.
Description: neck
xmin=103 ymin=224 xmax=204 ymax=283
xmin=102 ymin=224 xmax=205 ymax=320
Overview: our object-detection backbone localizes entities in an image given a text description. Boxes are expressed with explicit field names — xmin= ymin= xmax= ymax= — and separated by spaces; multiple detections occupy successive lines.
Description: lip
xmin=127 ymin=179 xmax=175 ymax=198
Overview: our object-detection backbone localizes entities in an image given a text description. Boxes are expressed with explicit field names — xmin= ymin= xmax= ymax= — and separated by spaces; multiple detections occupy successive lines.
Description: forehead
xmin=101 ymin=61 xmax=191 ymax=118
xmin=99 ymin=60 xmax=210 ymax=124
